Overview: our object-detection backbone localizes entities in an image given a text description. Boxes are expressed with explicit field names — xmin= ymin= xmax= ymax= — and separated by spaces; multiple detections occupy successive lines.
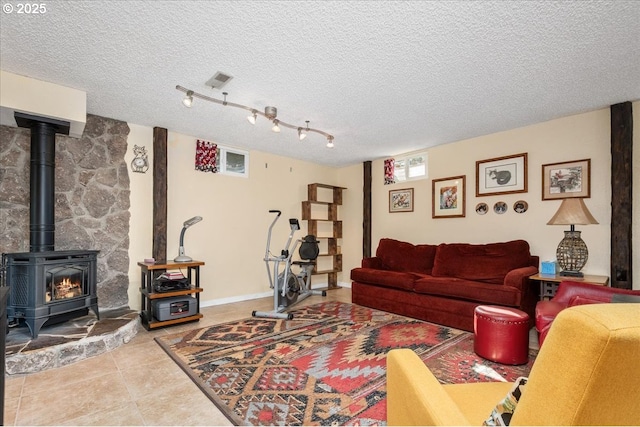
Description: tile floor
xmin=4 ymin=288 xmax=540 ymax=426
xmin=4 ymin=287 xmax=353 ymax=426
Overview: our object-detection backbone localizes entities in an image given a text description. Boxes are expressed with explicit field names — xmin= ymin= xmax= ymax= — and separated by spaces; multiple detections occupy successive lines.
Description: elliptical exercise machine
xmin=252 ymin=210 xmax=326 ymax=320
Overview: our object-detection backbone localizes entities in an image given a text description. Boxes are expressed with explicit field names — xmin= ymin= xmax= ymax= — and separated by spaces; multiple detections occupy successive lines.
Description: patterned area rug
xmin=155 ymin=302 xmax=536 ymax=426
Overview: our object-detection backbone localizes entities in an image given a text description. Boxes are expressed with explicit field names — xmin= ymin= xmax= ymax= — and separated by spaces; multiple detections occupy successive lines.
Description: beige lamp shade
xmin=547 ymin=198 xmax=598 ymax=225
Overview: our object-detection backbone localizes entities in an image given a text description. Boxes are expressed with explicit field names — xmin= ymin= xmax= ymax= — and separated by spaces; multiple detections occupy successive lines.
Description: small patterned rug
xmin=155 ymin=302 xmax=536 ymax=426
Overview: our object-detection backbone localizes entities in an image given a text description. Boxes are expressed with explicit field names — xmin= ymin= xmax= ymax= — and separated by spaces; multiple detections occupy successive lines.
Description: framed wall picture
xmin=542 ymin=158 xmax=591 ymax=200
xmin=476 ymin=153 xmax=528 ymax=197
xmin=389 ymin=188 xmax=414 ymax=212
xmin=432 ymin=175 xmax=465 ymax=218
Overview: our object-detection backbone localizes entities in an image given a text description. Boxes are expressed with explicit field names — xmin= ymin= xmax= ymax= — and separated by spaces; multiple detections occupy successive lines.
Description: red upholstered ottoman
xmin=474 ymin=305 xmax=530 ymax=365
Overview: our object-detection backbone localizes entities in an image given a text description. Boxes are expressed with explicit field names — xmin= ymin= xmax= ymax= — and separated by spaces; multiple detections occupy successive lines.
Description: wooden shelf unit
xmin=138 ymin=260 xmax=204 ymax=330
xmin=302 ymin=183 xmax=346 ymax=289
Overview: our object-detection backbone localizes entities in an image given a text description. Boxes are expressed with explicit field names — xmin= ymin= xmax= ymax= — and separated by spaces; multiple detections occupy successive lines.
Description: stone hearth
xmin=5 ymin=309 xmax=139 ymax=375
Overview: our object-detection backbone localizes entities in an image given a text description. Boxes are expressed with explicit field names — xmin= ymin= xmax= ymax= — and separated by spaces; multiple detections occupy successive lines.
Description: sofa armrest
xmin=361 ymin=256 xmax=384 ymax=269
xmin=551 ymin=280 xmax=626 ymax=305
xmin=504 ymin=265 xmax=538 ymax=290
xmin=535 ymin=301 xmax=565 ymax=331
xmin=387 ymin=349 xmax=469 ymax=426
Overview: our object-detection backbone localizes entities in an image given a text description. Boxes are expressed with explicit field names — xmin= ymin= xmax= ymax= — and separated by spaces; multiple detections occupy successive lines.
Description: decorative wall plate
xmin=513 ymin=200 xmax=528 ymax=213
xmin=475 ymin=202 xmax=488 ymax=215
xmin=493 ymin=201 xmax=507 ymax=214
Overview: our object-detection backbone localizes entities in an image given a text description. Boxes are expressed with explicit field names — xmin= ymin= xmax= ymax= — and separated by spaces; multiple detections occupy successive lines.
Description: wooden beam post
xmin=152 ymin=127 xmax=168 ymax=263
xmin=610 ymin=102 xmax=633 ymax=289
xmin=363 ymin=161 xmax=372 ymax=258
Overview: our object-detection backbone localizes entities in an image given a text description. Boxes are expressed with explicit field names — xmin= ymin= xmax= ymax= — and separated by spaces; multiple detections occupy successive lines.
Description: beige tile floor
xmin=4 ymin=288 xmax=539 ymax=426
xmin=4 ymin=287 xmax=353 ymax=426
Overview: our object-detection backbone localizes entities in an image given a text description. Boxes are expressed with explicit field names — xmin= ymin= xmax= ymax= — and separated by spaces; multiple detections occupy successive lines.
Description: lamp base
xmin=559 ymin=270 xmax=584 ymax=278
xmin=556 ymin=230 xmax=588 ymax=278
xmin=174 ymin=255 xmax=193 ymax=262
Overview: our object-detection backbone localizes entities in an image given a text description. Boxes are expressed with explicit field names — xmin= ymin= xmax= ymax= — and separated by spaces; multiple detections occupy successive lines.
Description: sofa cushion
xmin=376 ymin=238 xmax=437 ymax=274
xmin=414 ymin=276 xmax=521 ymax=306
xmin=350 ymin=267 xmax=416 ymax=291
xmin=431 ymin=240 xmax=531 ymax=284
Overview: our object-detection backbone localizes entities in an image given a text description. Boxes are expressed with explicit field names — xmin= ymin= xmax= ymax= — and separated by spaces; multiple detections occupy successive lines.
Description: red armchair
xmin=535 ymin=280 xmax=640 ymax=346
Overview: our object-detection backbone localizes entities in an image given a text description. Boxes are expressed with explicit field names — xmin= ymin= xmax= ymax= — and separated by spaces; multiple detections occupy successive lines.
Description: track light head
xmin=247 ymin=110 xmax=257 ymax=125
xmin=298 ymin=120 xmax=309 ymax=141
xmin=326 ymin=136 xmax=334 ymax=148
xmin=264 ymin=106 xmax=277 ymax=120
xmin=272 ymin=119 xmax=281 ymax=133
xmin=182 ymin=90 xmax=194 ymax=108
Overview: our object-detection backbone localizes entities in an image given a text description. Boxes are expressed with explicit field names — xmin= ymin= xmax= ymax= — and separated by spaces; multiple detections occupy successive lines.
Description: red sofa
xmin=535 ymin=280 xmax=640 ymax=346
xmin=350 ymin=238 xmax=539 ymax=331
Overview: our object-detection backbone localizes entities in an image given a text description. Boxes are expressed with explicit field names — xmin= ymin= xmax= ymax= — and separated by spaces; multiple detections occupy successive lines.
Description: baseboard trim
xmin=201 ymin=281 xmax=350 ymax=308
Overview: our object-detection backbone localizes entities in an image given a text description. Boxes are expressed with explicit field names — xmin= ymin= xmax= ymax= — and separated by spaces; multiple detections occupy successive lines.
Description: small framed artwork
xmin=476 ymin=153 xmax=528 ymax=197
xmin=542 ymin=158 xmax=591 ymax=200
xmin=389 ymin=188 xmax=414 ymax=212
xmin=432 ymin=175 xmax=465 ymax=218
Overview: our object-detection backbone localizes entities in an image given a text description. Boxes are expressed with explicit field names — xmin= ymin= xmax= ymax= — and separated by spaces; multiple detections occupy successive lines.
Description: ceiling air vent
xmin=205 ymin=72 xmax=233 ymax=89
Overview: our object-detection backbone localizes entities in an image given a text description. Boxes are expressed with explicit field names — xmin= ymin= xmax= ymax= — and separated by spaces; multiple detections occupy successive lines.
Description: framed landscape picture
xmin=432 ymin=175 xmax=465 ymax=218
xmin=389 ymin=188 xmax=414 ymax=212
xmin=542 ymin=158 xmax=591 ymax=200
xmin=476 ymin=153 xmax=528 ymax=197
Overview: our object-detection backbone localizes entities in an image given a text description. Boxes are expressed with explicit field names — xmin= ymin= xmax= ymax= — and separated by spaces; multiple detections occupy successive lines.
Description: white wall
xmin=0 ymin=70 xmax=87 ymax=137
xmin=124 ymin=124 xmax=154 ymax=309
xmin=126 ymin=102 xmax=639 ymax=307
xmin=337 ymin=163 xmax=365 ymax=286
xmin=371 ymin=108 xmax=612 ymax=277
xmin=125 ymin=130 xmax=348 ymax=308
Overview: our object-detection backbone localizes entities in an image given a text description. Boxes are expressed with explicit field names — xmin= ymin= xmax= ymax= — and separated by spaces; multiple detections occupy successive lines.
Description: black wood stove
xmin=2 ymin=113 xmax=99 ymax=338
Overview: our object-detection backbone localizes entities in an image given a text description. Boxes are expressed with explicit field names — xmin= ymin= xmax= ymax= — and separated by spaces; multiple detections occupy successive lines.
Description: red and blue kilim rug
xmin=155 ymin=301 xmax=536 ymax=426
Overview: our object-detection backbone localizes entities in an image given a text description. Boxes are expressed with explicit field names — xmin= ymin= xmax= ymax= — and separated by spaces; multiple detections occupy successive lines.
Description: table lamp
xmin=547 ymin=198 xmax=598 ymax=277
xmin=174 ymin=216 xmax=203 ymax=262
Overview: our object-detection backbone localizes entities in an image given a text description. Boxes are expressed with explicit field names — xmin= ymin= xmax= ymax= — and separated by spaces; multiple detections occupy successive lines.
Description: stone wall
xmin=0 ymin=114 xmax=131 ymax=309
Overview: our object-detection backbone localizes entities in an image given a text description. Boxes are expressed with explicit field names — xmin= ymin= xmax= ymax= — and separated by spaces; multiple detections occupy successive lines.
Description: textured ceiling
xmin=1 ymin=1 xmax=639 ymax=167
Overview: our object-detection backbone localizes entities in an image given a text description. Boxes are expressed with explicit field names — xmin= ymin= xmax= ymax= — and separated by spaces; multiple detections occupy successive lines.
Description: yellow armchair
xmin=387 ymin=303 xmax=640 ymax=426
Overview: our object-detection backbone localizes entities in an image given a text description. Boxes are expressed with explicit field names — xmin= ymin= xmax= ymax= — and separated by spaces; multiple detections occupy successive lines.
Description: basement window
xmin=216 ymin=146 xmax=249 ymax=178
xmin=394 ymin=152 xmax=428 ymax=182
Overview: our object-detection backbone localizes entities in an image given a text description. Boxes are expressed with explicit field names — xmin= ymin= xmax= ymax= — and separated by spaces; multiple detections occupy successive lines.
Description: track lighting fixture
xmin=176 ymin=85 xmax=335 ymax=147
xmin=298 ymin=121 xmax=309 ymax=141
xmin=182 ymin=90 xmax=194 ymax=108
xmin=247 ymin=110 xmax=257 ymax=125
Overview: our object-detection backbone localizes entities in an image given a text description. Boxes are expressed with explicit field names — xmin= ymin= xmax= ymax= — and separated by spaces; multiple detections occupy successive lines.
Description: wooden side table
xmin=529 ymin=273 xmax=609 ymax=300
xmin=138 ymin=260 xmax=204 ymax=330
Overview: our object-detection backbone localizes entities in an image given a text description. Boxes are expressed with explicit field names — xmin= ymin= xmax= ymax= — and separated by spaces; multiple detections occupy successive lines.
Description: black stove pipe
xmin=15 ymin=112 xmax=70 ymax=252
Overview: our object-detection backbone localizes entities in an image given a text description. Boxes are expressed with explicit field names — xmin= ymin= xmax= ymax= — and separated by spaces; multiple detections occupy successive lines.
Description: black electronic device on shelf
xmin=153 ymin=277 xmax=191 ymax=293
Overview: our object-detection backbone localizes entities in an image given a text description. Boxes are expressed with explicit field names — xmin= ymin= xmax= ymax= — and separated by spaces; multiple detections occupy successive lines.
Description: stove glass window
xmin=45 ymin=264 xmax=87 ymax=302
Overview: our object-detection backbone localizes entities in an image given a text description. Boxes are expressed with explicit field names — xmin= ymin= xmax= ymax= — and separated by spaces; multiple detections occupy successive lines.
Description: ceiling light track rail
xmin=176 ymin=85 xmax=334 ymax=147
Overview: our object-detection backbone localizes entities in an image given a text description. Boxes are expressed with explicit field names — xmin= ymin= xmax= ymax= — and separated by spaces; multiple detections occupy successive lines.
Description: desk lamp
xmin=174 ymin=216 xmax=203 ymax=262
xmin=547 ymin=199 xmax=598 ymax=277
